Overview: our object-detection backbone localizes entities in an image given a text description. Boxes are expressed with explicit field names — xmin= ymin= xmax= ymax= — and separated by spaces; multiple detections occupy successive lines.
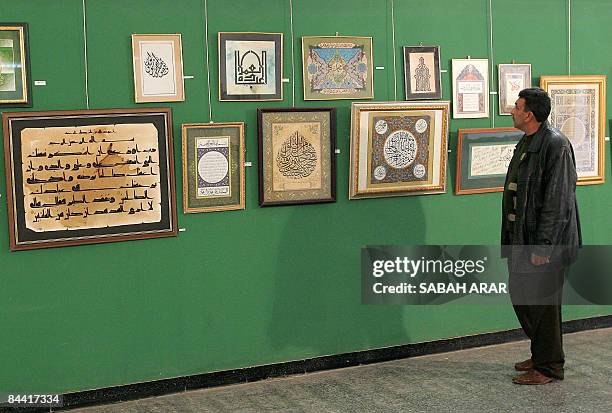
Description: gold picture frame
xmin=131 ymin=34 xmax=185 ymax=103
xmin=0 ymin=23 xmax=31 ymax=107
xmin=301 ymin=36 xmax=374 ymax=101
xmin=181 ymin=122 xmax=245 ymax=213
xmin=349 ymin=101 xmax=450 ymax=199
xmin=540 ymin=75 xmax=607 ymax=185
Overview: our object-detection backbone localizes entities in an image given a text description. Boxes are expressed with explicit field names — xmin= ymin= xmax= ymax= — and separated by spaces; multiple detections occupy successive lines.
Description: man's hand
xmin=531 ymin=253 xmax=550 ymax=266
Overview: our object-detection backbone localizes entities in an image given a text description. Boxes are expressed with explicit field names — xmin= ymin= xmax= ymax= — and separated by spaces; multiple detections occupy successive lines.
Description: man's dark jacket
xmin=501 ymin=121 xmax=582 ymax=272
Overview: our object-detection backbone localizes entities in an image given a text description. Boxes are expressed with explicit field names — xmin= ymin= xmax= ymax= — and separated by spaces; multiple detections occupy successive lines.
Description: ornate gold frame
xmin=349 ymin=101 xmax=450 ymax=199
xmin=540 ymin=75 xmax=607 ymax=185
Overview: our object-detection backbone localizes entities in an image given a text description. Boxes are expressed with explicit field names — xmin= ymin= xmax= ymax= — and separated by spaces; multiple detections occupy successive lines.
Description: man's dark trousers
xmin=509 ymin=266 xmax=566 ymax=379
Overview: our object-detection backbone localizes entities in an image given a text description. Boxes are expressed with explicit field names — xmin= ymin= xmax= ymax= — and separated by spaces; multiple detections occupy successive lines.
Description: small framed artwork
xmin=182 ymin=122 xmax=245 ymax=213
xmin=131 ymin=34 xmax=185 ymax=103
xmin=349 ymin=101 xmax=450 ymax=199
xmin=219 ymin=32 xmax=283 ymax=101
xmin=541 ymin=75 xmax=607 ymax=185
xmin=0 ymin=23 xmax=31 ymax=107
xmin=451 ymin=58 xmax=489 ymax=118
xmin=302 ymin=36 xmax=373 ymax=100
xmin=498 ymin=64 xmax=531 ymax=115
xmin=2 ymin=108 xmax=178 ymax=251
xmin=403 ymin=45 xmax=441 ymax=100
xmin=456 ymin=127 xmax=522 ymax=195
xmin=257 ymin=108 xmax=336 ymax=206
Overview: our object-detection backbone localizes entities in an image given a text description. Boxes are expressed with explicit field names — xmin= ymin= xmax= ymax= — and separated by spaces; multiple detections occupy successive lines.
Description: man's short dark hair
xmin=518 ymin=87 xmax=551 ymax=122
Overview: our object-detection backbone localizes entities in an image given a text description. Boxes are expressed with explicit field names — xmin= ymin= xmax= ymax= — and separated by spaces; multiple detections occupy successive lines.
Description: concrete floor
xmin=70 ymin=327 xmax=612 ymax=413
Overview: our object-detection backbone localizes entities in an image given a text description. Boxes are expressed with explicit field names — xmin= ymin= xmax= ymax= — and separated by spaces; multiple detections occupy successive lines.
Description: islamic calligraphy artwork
xmin=302 ymin=36 xmax=373 ymax=100
xmin=2 ymin=108 xmax=178 ymax=250
xmin=131 ymin=34 xmax=184 ymax=103
xmin=0 ymin=23 xmax=31 ymax=107
xmin=144 ymin=53 xmax=169 ymax=78
xmin=452 ymin=58 xmax=489 ymax=118
xmin=455 ymin=128 xmax=522 ymax=195
xmin=349 ymin=102 xmax=449 ymax=199
xmin=258 ymin=108 xmax=336 ymax=206
xmin=498 ymin=64 xmax=531 ymax=115
xmin=541 ymin=75 xmax=607 ymax=185
xmin=403 ymin=46 xmax=441 ymax=100
xmin=182 ymin=122 xmax=245 ymax=213
xmin=219 ymin=32 xmax=283 ymax=101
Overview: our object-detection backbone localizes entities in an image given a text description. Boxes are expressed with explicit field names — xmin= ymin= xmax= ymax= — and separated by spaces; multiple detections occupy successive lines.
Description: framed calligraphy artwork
xmin=257 ymin=108 xmax=336 ymax=206
xmin=301 ymin=36 xmax=373 ymax=100
xmin=498 ymin=64 xmax=531 ymax=115
xmin=2 ymin=108 xmax=178 ymax=251
xmin=181 ymin=122 xmax=245 ymax=213
xmin=456 ymin=127 xmax=522 ymax=195
xmin=0 ymin=23 xmax=31 ymax=107
xmin=541 ymin=75 xmax=607 ymax=185
xmin=403 ymin=45 xmax=441 ymax=100
xmin=131 ymin=34 xmax=185 ymax=103
xmin=218 ymin=32 xmax=283 ymax=101
xmin=349 ymin=101 xmax=450 ymax=199
xmin=451 ymin=58 xmax=489 ymax=118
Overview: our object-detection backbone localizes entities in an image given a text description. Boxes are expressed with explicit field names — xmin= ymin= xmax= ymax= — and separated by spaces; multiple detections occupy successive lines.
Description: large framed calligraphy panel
xmin=349 ymin=101 xmax=449 ymax=199
xmin=403 ymin=45 xmax=441 ymax=100
xmin=2 ymin=108 xmax=178 ymax=251
xmin=181 ymin=122 xmax=245 ymax=213
xmin=218 ymin=32 xmax=283 ymax=101
xmin=451 ymin=58 xmax=489 ymax=119
xmin=257 ymin=108 xmax=336 ymax=206
xmin=498 ymin=64 xmax=531 ymax=115
xmin=0 ymin=23 xmax=31 ymax=107
xmin=455 ymin=127 xmax=522 ymax=195
xmin=131 ymin=34 xmax=185 ymax=103
xmin=301 ymin=36 xmax=373 ymax=101
xmin=541 ymin=75 xmax=607 ymax=185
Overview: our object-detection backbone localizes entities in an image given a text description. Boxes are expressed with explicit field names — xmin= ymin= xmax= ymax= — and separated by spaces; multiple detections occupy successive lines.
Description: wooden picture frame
xmin=456 ymin=127 xmax=522 ymax=195
xmin=349 ymin=101 xmax=450 ymax=199
xmin=219 ymin=32 xmax=283 ymax=101
xmin=181 ymin=122 xmax=245 ymax=213
xmin=302 ymin=36 xmax=374 ymax=100
xmin=131 ymin=34 xmax=185 ymax=103
xmin=451 ymin=58 xmax=489 ymax=119
xmin=2 ymin=108 xmax=178 ymax=251
xmin=257 ymin=107 xmax=336 ymax=206
xmin=498 ymin=64 xmax=531 ymax=115
xmin=0 ymin=23 xmax=31 ymax=107
xmin=403 ymin=45 xmax=441 ymax=100
xmin=540 ymin=75 xmax=607 ymax=185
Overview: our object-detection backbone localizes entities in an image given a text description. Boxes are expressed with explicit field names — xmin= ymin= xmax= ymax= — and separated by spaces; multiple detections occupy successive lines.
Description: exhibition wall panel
xmin=0 ymin=0 xmax=610 ymax=395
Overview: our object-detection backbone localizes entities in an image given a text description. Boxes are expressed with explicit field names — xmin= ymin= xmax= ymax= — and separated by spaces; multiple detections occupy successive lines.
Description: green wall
xmin=0 ymin=0 xmax=610 ymax=394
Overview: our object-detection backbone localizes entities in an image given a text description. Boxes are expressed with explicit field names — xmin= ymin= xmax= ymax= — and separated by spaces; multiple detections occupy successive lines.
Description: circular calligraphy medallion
xmin=415 ymin=119 xmax=428 ymax=134
xmin=198 ymin=151 xmax=229 ymax=184
xmin=383 ymin=130 xmax=417 ymax=168
xmin=413 ymin=163 xmax=426 ymax=179
xmin=374 ymin=166 xmax=387 ymax=180
xmin=375 ymin=120 xmax=388 ymax=135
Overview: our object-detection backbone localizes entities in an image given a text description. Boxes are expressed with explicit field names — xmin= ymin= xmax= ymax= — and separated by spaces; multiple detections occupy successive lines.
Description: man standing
xmin=501 ymin=88 xmax=581 ymax=385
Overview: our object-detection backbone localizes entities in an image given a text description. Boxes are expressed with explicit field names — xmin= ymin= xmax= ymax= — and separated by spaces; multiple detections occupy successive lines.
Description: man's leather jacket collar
xmin=526 ymin=120 xmax=550 ymax=153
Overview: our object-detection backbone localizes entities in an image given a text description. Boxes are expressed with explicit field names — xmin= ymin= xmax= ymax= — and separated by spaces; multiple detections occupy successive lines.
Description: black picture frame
xmin=403 ymin=45 xmax=441 ymax=100
xmin=218 ymin=32 xmax=283 ymax=101
xmin=257 ymin=107 xmax=336 ymax=206
xmin=2 ymin=108 xmax=178 ymax=250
